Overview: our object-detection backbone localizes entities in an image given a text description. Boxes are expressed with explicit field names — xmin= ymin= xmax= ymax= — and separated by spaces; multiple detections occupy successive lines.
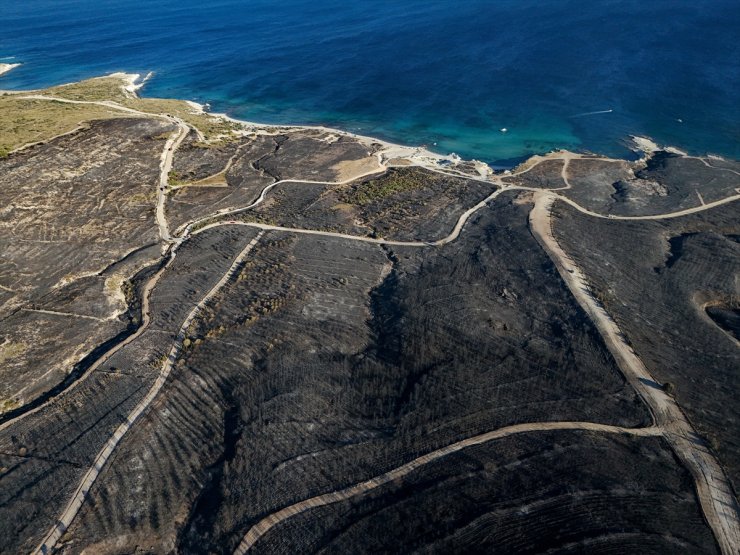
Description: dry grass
xmin=47 ymin=76 xmax=130 ymax=102
xmin=48 ymin=76 xmax=242 ymax=141
xmin=0 ymin=95 xmax=130 ymax=155
xmin=123 ymin=97 xmax=241 ymax=140
xmin=0 ymin=341 xmax=26 ymax=366
xmin=0 ymin=75 xmax=243 ymax=155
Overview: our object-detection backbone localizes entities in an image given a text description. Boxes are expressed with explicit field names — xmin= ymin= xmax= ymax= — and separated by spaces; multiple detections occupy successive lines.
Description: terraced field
xmin=0 ymin=117 xmax=173 ymax=409
xmin=239 ymin=168 xmax=497 ymax=240
xmin=552 ymin=201 xmax=740 ymax=490
xmin=246 ymin=431 xmax=718 ymax=555
xmin=0 ymin=226 xmax=261 ymax=554
xmin=55 ymin=197 xmax=654 ymax=553
xmin=0 ymin=74 xmax=738 ymax=555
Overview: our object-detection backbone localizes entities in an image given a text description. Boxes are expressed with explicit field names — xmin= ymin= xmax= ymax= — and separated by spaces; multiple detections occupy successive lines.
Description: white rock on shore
xmin=0 ymin=63 xmax=21 ymax=77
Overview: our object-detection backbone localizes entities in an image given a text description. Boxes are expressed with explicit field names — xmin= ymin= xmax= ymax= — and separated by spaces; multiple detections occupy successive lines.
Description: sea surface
xmin=1 ymin=0 xmax=738 ymax=164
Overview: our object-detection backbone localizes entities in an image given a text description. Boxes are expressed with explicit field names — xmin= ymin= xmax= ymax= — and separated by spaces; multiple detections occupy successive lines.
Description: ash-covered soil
xmin=1 ymin=78 xmax=738 ymax=555
xmin=552 ymin=200 xmax=740 ymax=490
xmin=242 ymin=167 xmax=496 ymax=241
xmin=56 ymin=195 xmax=650 ymax=553
xmin=166 ymin=129 xmax=382 ymax=233
xmin=0 ymin=226 xmax=261 ymax=554
xmin=250 ymin=432 xmax=718 ymax=555
xmin=0 ymin=118 xmax=172 ymax=409
xmin=252 ymin=129 xmax=379 ymax=183
xmin=166 ymin=134 xmax=276 ymax=232
xmin=506 ymin=158 xmax=568 ymax=189
xmin=506 ymin=151 xmax=739 ymax=217
xmin=170 ymin=130 xmax=240 ymax=182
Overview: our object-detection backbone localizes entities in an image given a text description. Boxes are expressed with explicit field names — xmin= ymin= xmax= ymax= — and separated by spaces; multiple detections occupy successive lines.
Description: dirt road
xmin=234 ymin=421 xmax=661 ymax=554
xmin=13 ymin=96 xmax=738 ymax=554
xmin=34 ymin=232 xmax=264 ymax=555
xmin=190 ymin=187 xmax=504 ymax=248
xmin=157 ymin=118 xmax=190 ymax=242
xmin=529 ymin=192 xmax=740 ymax=555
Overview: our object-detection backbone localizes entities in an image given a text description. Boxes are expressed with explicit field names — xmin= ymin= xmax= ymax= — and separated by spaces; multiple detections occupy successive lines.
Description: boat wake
xmin=571 ymin=109 xmax=613 ymax=118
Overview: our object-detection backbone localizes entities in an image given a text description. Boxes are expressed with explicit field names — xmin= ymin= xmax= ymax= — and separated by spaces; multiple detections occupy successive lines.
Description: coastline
xmin=2 ymin=62 xmax=739 ymax=555
xmin=127 ymin=73 xmax=717 ymax=173
xmin=2 ymin=68 xmax=496 ymax=177
xmin=1 ymin=67 xmax=733 ymax=172
xmin=178 ymin=86 xmax=488 ymax=174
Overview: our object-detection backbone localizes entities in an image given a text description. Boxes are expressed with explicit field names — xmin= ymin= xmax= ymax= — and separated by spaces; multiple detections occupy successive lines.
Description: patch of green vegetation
xmin=121 ymin=279 xmax=135 ymax=305
xmin=190 ymin=217 xmax=219 ymax=232
xmin=151 ymin=131 xmax=172 ymax=141
xmin=239 ymin=213 xmax=277 ymax=226
xmin=168 ymin=170 xmax=189 ymax=187
xmin=342 ymin=170 xmax=427 ymax=206
xmin=192 ymin=139 xmax=236 ymax=149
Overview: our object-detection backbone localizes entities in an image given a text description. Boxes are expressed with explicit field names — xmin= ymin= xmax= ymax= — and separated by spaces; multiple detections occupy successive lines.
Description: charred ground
xmin=0 ymin=75 xmax=737 ymax=555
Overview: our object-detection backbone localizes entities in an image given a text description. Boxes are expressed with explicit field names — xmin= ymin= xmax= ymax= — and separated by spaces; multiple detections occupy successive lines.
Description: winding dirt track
xmin=233 ymin=422 xmax=662 ymax=554
xmin=190 ymin=187 xmax=506 ymax=247
xmin=177 ymin=168 xmax=389 ymax=237
xmin=10 ymin=97 xmax=739 ymax=554
xmin=157 ymin=118 xmax=190 ymax=242
xmin=529 ymin=192 xmax=740 ymax=555
xmin=229 ymin=190 xmax=739 ymax=555
xmin=34 ymin=232 xmax=264 ymax=555
xmin=548 ymin=188 xmax=740 ymax=221
xmin=0 ymin=104 xmax=189 ymax=432
xmin=0 ymin=250 xmax=178 ymax=433
xmin=505 ymin=151 xmax=740 ymax=220
xmin=17 ymin=96 xmax=740 ymax=225
xmin=16 ymin=94 xmax=188 ymax=243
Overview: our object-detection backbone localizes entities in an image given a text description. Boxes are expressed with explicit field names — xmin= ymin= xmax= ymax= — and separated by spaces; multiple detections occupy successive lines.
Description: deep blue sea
xmin=1 ymin=0 xmax=738 ymax=164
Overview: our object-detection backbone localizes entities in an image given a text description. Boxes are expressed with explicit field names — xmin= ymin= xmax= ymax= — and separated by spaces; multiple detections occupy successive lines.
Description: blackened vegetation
xmin=636 ymin=152 xmax=740 ymax=207
xmin=179 ymin=394 xmax=243 ymax=553
xmin=654 ymin=232 xmax=699 ymax=273
xmin=251 ymin=432 xmax=718 ymax=555
xmin=253 ymin=131 xmax=371 ymax=182
xmin=339 ymin=168 xmax=496 ymax=240
xmin=0 ymin=258 xmax=160 ymax=425
xmin=166 ymin=135 xmax=277 ymax=231
xmin=170 ymin=130 xmax=240 ymax=182
xmin=502 ymin=159 xmax=567 ymax=189
xmin=0 ymin=226 xmax=262 ymax=554
xmin=509 ymin=152 xmax=739 ymax=217
xmin=552 ymin=200 xmax=740 ymax=490
xmin=242 ymin=167 xmax=496 ymax=241
xmin=367 ymin=248 xmax=404 ymax=366
xmin=55 ymin=195 xmax=658 ymax=553
xmin=0 ymin=117 xmax=172 ymax=406
xmin=705 ymin=305 xmax=740 ymax=341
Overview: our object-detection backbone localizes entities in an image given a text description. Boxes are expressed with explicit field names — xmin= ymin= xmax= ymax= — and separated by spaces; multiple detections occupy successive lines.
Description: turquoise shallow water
xmin=1 ymin=0 xmax=738 ymax=164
